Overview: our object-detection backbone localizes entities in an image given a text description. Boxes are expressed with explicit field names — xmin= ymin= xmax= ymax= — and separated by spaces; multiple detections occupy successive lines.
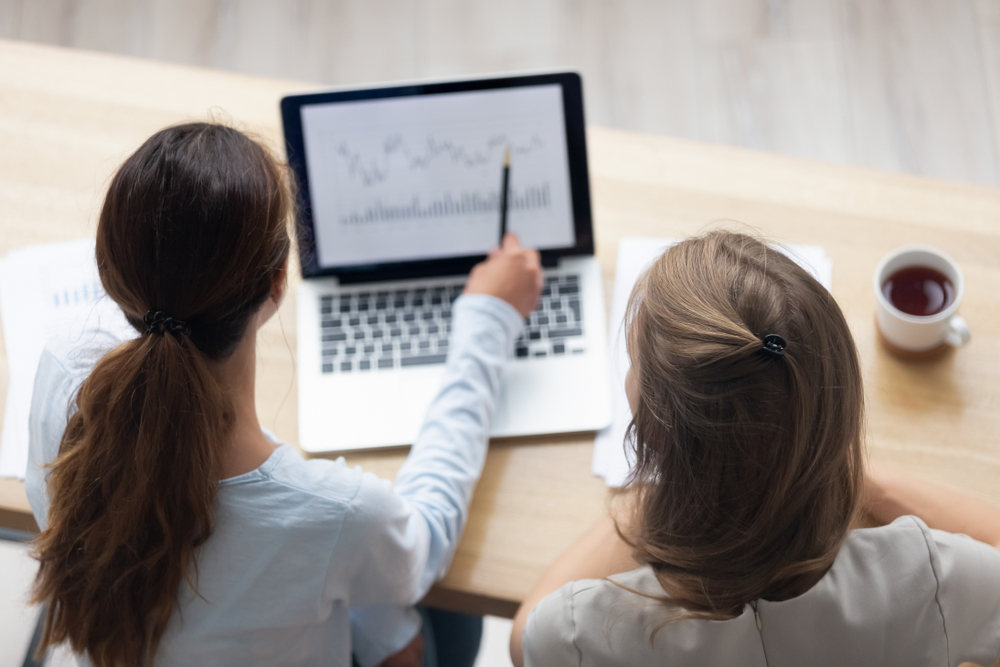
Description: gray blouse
xmin=525 ymin=515 xmax=1000 ymax=667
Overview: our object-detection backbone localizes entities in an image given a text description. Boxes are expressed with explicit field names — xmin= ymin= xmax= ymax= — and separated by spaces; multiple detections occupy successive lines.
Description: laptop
xmin=280 ymin=72 xmax=611 ymax=453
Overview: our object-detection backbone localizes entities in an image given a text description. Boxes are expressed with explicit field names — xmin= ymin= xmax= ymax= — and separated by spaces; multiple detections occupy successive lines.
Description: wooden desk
xmin=1 ymin=40 xmax=999 ymax=618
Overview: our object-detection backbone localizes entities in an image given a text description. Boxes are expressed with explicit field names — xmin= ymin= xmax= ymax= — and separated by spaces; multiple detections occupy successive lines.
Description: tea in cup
xmin=874 ymin=246 xmax=970 ymax=357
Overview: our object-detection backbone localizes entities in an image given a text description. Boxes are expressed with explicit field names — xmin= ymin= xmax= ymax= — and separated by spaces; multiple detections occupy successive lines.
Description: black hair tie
xmin=143 ymin=310 xmax=192 ymax=337
xmin=761 ymin=333 xmax=787 ymax=358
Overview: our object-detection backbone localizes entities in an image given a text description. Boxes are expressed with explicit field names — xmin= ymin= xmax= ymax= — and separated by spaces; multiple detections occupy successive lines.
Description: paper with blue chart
xmin=592 ymin=238 xmax=833 ymax=488
xmin=0 ymin=239 xmax=132 ymax=479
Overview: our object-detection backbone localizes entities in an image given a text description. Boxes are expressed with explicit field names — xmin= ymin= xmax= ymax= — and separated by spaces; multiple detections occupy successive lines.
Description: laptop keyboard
xmin=319 ymin=274 xmax=585 ymax=374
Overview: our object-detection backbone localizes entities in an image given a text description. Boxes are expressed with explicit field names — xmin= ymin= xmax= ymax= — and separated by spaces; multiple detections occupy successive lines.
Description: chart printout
xmin=300 ymin=85 xmax=576 ymax=267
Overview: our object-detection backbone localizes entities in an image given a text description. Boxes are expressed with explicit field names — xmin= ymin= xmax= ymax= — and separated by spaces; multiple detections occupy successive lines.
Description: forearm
xmin=866 ymin=462 xmax=1000 ymax=549
xmin=510 ymin=511 xmax=641 ymax=667
xmin=394 ymin=294 xmax=522 ymax=588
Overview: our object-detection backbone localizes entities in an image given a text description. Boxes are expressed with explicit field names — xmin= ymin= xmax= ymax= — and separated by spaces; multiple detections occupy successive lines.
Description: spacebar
xmin=400 ymin=354 xmax=448 ymax=367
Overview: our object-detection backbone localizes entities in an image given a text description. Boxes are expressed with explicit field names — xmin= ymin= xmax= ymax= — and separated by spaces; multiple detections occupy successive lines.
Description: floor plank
xmin=1 ymin=0 xmax=996 ymax=185
xmin=837 ymin=0 xmax=999 ymax=185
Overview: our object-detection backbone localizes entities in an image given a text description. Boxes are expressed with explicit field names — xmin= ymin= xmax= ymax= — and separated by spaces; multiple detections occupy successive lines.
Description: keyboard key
xmin=378 ymin=357 xmax=395 ymax=369
xmin=400 ymin=354 xmax=448 ymax=367
xmin=349 ymin=316 xmax=361 ymax=326
xmin=516 ymin=346 xmax=529 ymax=358
xmin=553 ymin=343 xmax=566 ymax=354
xmin=340 ymin=361 xmax=353 ymax=372
xmin=322 ymin=332 xmax=347 ymax=342
xmin=418 ymin=340 xmax=431 ymax=350
xmin=363 ymin=344 xmax=375 ymax=354
xmin=381 ymin=343 xmax=394 ymax=353
xmin=322 ymin=363 xmax=334 ymax=373
xmin=547 ymin=327 xmax=583 ymax=338
xmin=359 ymin=360 xmax=371 ymax=371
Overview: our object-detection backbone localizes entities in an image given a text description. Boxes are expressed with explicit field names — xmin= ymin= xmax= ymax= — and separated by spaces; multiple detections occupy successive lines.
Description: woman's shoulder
xmin=221 ymin=442 xmax=367 ymax=506
xmin=524 ymin=523 xmax=1000 ymax=666
xmin=524 ymin=567 xmax=760 ymax=666
xmin=218 ymin=442 xmax=409 ymax=529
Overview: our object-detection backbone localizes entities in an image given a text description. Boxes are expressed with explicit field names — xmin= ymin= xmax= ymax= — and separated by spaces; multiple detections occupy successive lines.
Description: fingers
xmin=502 ymin=232 xmax=523 ymax=252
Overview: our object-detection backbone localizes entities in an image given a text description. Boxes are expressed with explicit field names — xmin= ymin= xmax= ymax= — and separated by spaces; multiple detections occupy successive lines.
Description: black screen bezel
xmin=280 ymin=72 xmax=593 ymax=281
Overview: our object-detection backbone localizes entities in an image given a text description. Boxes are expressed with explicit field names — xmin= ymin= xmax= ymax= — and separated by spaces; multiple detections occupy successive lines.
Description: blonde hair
xmin=622 ymin=230 xmax=864 ymax=619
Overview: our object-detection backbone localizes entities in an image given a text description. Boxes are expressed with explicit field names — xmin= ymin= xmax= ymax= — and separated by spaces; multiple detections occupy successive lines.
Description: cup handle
xmin=945 ymin=315 xmax=971 ymax=347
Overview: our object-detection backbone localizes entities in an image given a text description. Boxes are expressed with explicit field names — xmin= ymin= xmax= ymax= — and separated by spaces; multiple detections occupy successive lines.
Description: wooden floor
xmin=1 ymin=0 xmax=998 ymax=187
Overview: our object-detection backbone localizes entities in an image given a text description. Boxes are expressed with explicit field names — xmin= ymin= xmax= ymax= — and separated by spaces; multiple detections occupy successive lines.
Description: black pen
xmin=498 ymin=146 xmax=510 ymax=245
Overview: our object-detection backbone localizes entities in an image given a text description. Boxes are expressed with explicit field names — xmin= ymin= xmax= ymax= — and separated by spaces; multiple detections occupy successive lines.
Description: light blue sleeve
xmin=335 ymin=294 xmax=522 ymax=651
xmin=350 ymin=605 xmax=422 ymax=667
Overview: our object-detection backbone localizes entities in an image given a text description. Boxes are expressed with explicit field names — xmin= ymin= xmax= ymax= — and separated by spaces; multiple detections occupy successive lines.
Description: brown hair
xmin=622 ymin=230 xmax=864 ymax=619
xmin=31 ymin=123 xmax=292 ymax=665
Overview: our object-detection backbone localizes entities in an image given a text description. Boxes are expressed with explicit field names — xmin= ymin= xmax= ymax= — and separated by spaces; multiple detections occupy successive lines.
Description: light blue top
xmin=26 ymin=294 xmax=524 ymax=667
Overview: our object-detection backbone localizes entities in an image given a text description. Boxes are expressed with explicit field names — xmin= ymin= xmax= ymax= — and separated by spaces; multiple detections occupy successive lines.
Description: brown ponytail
xmin=31 ymin=123 xmax=292 ymax=665
xmin=622 ymin=230 xmax=864 ymax=620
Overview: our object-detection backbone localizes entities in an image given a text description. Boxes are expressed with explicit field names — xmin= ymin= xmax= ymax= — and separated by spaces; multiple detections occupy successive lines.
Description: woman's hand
xmin=376 ymin=631 xmax=423 ymax=667
xmin=465 ymin=233 xmax=543 ymax=318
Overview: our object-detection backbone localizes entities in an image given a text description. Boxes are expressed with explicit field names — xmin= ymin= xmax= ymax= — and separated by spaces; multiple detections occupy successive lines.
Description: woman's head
xmin=32 ymin=123 xmax=292 ymax=666
xmin=98 ymin=122 xmax=291 ymax=356
xmin=623 ymin=230 xmax=864 ymax=617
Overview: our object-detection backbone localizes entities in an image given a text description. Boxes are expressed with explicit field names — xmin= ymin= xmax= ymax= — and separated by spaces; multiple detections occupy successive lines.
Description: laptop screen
xmin=281 ymin=72 xmax=593 ymax=280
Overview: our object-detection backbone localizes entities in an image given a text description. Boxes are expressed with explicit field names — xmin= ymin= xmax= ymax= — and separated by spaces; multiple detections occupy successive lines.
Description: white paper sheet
xmin=592 ymin=238 xmax=833 ymax=488
xmin=0 ymin=239 xmax=133 ymax=479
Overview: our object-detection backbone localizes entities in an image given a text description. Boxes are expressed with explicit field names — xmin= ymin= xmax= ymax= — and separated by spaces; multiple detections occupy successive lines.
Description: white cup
xmin=874 ymin=246 xmax=970 ymax=356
